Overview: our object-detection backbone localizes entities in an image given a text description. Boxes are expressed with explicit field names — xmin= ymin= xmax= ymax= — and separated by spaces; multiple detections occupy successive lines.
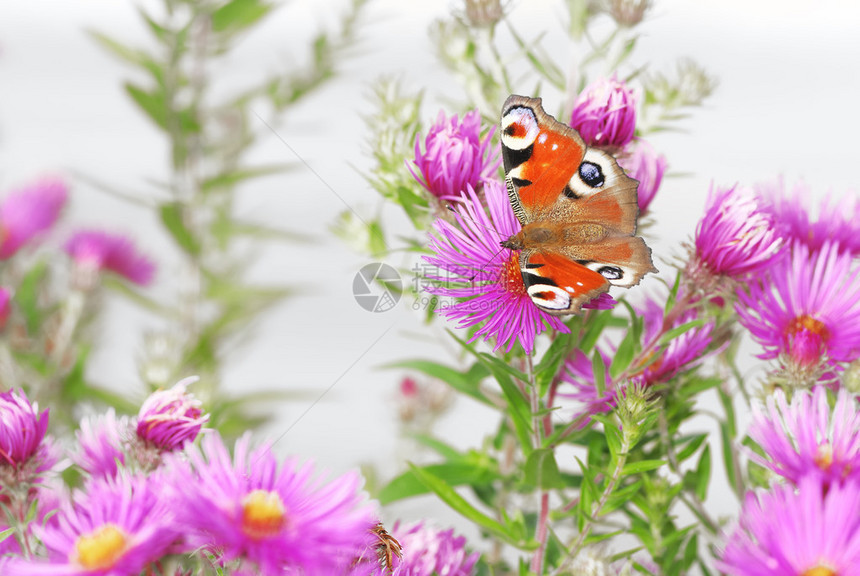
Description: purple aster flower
xmin=736 ymin=241 xmax=860 ymax=371
xmin=688 ymin=183 xmax=784 ymax=283
xmin=348 ymin=521 xmax=479 ymax=576
xmin=136 ymin=376 xmax=208 ymax=451
xmin=617 ymin=138 xmax=667 ymax=215
xmin=409 ymin=109 xmax=501 ymax=199
xmin=758 ymin=178 xmax=860 ymax=256
xmin=0 ymin=177 xmax=67 ymax=259
xmin=7 ymin=473 xmax=177 ymax=575
xmin=166 ymin=433 xmax=374 ymax=574
xmin=65 ymin=230 xmax=156 ymax=286
xmin=633 ymin=294 xmax=716 ymax=386
xmin=74 ymin=410 xmax=129 ymax=479
xmin=718 ymin=476 xmax=860 ymax=576
xmin=570 ymin=75 xmax=638 ymax=149
xmin=748 ymin=387 xmax=860 ymax=486
xmin=0 ymin=389 xmax=57 ymax=489
xmin=424 ymin=181 xmax=570 ymax=354
xmin=555 ymin=348 xmax=619 ymax=429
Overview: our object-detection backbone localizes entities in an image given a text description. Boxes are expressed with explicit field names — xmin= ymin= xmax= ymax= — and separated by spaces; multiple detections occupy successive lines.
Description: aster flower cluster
xmin=0 ymin=379 xmax=477 ymax=575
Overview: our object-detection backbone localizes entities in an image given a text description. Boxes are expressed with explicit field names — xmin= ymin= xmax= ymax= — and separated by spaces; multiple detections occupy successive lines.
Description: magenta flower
xmin=424 ymin=182 xmax=569 ymax=354
xmin=7 ymin=473 xmax=177 ymax=575
xmin=634 ymin=295 xmax=716 ymax=386
xmin=136 ymin=376 xmax=208 ymax=451
xmin=736 ymin=241 xmax=860 ymax=370
xmin=348 ymin=522 xmax=479 ymax=576
xmin=64 ymin=230 xmax=155 ymax=286
xmin=617 ymin=138 xmax=667 ymax=215
xmin=690 ymin=184 xmax=784 ymax=281
xmin=74 ymin=410 xmax=129 ymax=479
xmin=556 ymin=348 xmax=618 ymax=428
xmin=718 ymin=476 xmax=860 ymax=576
xmin=0 ymin=390 xmax=57 ymax=488
xmin=166 ymin=433 xmax=374 ymax=574
xmin=570 ymin=76 xmax=637 ymax=149
xmin=758 ymin=178 xmax=860 ymax=256
xmin=0 ymin=177 xmax=67 ymax=259
xmin=409 ymin=109 xmax=501 ymax=199
xmin=748 ymin=387 xmax=860 ymax=487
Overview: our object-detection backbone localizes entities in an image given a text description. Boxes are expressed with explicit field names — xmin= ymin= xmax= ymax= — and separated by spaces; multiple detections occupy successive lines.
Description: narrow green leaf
xmin=610 ymin=328 xmax=637 ymax=379
xmin=211 ymin=0 xmax=273 ymax=33
xmin=675 ymin=434 xmax=707 ymax=463
xmin=379 ymin=461 xmax=499 ymax=504
xmin=201 ymin=164 xmax=292 ymax=192
xmin=621 ymin=459 xmax=665 ymax=476
xmin=159 ymin=202 xmax=200 ymax=255
xmin=16 ymin=260 xmax=49 ymax=334
xmin=495 ymin=371 xmax=534 ymax=454
xmin=89 ymin=31 xmax=148 ymax=66
xmin=658 ymin=319 xmax=707 ymax=347
xmin=592 ymin=349 xmax=607 ymax=398
xmin=523 ymin=449 xmax=565 ymax=490
xmin=124 ymin=82 xmax=167 ymax=129
xmin=382 ymin=360 xmax=492 ymax=407
xmin=695 ymin=445 xmax=712 ymax=501
xmin=407 ymin=464 xmax=531 ymax=547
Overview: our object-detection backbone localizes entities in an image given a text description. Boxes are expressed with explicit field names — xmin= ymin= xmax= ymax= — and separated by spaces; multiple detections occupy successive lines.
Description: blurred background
xmin=1 ymin=0 xmax=858 ymax=532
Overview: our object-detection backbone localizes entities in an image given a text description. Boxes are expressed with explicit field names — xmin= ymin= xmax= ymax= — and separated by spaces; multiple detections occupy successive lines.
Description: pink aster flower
xmin=7 ymin=473 xmax=177 ymax=575
xmin=136 ymin=376 xmax=208 ymax=451
xmin=74 ymin=410 xmax=129 ymax=479
xmin=634 ymin=294 xmax=716 ymax=386
xmin=555 ymin=348 xmax=618 ymax=428
xmin=570 ymin=75 xmax=638 ymax=149
xmin=690 ymin=183 xmax=784 ymax=281
xmin=166 ymin=433 xmax=374 ymax=574
xmin=758 ymin=178 xmax=860 ymax=256
xmin=617 ymin=138 xmax=667 ymax=215
xmin=409 ymin=109 xmax=501 ymax=199
xmin=0 ymin=177 xmax=67 ymax=259
xmin=64 ymin=230 xmax=155 ymax=286
xmin=736 ymin=241 xmax=860 ymax=371
xmin=0 ymin=389 xmax=57 ymax=488
xmin=348 ymin=521 xmax=479 ymax=576
xmin=748 ymin=387 xmax=860 ymax=486
xmin=424 ymin=182 xmax=570 ymax=354
xmin=718 ymin=476 xmax=860 ymax=576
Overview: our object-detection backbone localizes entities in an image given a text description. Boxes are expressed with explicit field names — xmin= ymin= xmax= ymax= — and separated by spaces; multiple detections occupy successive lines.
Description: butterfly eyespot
xmin=598 ymin=266 xmax=623 ymax=280
xmin=579 ymin=162 xmax=605 ymax=188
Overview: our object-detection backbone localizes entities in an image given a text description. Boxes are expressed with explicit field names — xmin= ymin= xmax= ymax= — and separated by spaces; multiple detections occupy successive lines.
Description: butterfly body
xmin=499 ymin=95 xmax=656 ymax=315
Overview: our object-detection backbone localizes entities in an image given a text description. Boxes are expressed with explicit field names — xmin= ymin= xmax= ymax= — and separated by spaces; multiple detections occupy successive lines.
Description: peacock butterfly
xmin=499 ymin=95 xmax=656 ymax=315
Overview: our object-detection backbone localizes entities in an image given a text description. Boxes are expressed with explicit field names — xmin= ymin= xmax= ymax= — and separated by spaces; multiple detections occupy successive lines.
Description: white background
xmin=1 ymin=0 xmax=859 ymax=557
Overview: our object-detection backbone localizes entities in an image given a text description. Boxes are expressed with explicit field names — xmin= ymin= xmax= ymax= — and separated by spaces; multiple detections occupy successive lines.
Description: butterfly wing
xmin=501 ymin=95 xmax=656 ymax=313
xmin=520 ymin=249 xmax=609 ymax=315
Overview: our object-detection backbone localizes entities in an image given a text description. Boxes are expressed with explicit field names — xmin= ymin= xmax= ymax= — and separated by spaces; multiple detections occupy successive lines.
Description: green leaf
xmin=675 ymin=434 xmax=707 ymax=463
xmin=159 ymin=202 xmax=200 ymax=255
xmin=523 ymin=449 xmax=565 ymax=490
xmin=610 ymin=326 xmax=637 ymax=379
xmin=211 ymin=0 xmax=273 ymax=33
xmin=201 ymin=164 xmax=292 ymax=193
xmin=592 ymin=349 xmax=607 ymax=398
xmin=382 ymin=360 xmax=492 ymax=407
xmin=695 ymin=445 xmax=712 ymax=501
xmin=379 ymin=460 xmax=499 ymax=504
xmin=578 ymin=309 xmax=612 ymax=353
xmin=534 ymin=330 xmax=574 ymax=397
xmin=407 ymin=464 xmax=533 ymax=548
xmin=621 ymin=459 xmax=665 ymax=475
xmin=494 ymin=370 xmax=533 ymax=454
xmin=124 ymin=82 xmax=167 ymax=129
xmin=16 ymin=260 xmax=49 ymax=334
xmin=89 ymin=31 xmax=148 ymax=66
xmin=658 ymin=319 xmax=707 ymax=347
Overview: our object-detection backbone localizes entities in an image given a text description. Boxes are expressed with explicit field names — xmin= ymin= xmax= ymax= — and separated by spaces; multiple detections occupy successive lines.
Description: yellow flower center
xmin=73 ymin=524 xmax=128 ymax=570
xmin=815 ymin=443 xmax=834 ymax=471
xmin=787 ymin=315 xmax=829 ymax=340
xmin=802 ymin=565 xmax=836 ymax=576
xmin=241 ymin=489 xmax=286 ymax=539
